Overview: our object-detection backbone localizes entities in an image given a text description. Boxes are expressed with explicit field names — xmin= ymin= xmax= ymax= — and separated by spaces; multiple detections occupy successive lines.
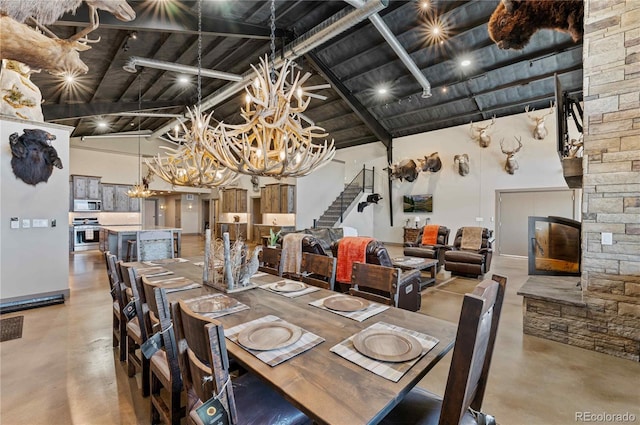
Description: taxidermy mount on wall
xmin=385 ymin=159 xmax=419 ymax=182
xmin=10 ymin=128 xmax=63 ymax=185
xmin=453 ymin=154 xmax=470 ymax=176
xmin=488 ymin=0 xmax=584 ymax=50
xmin=418 ymin=152 xmax=442 ymax=173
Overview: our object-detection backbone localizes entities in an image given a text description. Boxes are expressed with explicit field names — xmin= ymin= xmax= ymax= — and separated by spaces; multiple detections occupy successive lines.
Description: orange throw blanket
xmin=336 ymin=236 xmax=374 ymax=283
xmin=421 ymin=225 xmax=439 ymax=245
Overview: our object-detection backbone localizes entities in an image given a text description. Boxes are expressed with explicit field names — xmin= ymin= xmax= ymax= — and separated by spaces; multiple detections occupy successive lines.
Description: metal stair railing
xmin=314 ymin=165 xmax=374 ymax=227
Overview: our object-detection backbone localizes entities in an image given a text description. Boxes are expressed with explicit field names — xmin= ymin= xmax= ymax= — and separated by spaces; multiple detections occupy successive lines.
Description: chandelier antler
xmin=207 ymin=55 xmax=335 ymax=178
xmin=145 ymin=106 xmax=239 ymax=188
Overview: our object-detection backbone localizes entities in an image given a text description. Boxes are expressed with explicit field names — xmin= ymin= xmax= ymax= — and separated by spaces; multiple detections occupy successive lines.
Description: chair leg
xmin=119 ymin=324 xmax=127 ymax=363
xmin=150 ymin=372 xmax=161 ymax=424
xmin=142 ymin=357 xmax=150 ymax=397
xmin=170 ymin=386 xmax=182 ymax=425
xmin=112 ymin=314 xmax=119 ymax=348
xmin=127 ymin=335 xmax=137 ymax=377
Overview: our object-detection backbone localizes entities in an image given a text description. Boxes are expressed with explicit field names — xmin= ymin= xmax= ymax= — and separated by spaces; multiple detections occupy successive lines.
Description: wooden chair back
xmin=153 ymin=287 xmax=183 ymax=392
xmin=141 ymin=275 xmax=160 ymax=327
xmin=172 ymin=300 xmax=238 ymax=423
xmin=137 ymin=230 xmax=175 ymax=261
xmin=348 ymin=262 xmax=399 ymax=306
xmin=258 ymin=246 xmax=283 ymax=276
xmin=119 ymin=263 xmax=150 ymax=339
xmin=439 ymin=274 xmax=507 ymax=424
xmin=300 ymin=253 xmax=336 ymax=290
xmin=106 ymin=252 xmax=127 ymax=361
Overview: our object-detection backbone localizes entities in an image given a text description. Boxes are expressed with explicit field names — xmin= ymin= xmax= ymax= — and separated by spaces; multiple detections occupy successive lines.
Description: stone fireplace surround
xmin=519 ymin=0 xmax=640 ymax=362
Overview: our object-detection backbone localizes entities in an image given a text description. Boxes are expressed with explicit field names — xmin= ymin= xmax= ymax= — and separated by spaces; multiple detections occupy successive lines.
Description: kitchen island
xmin=101 ymin=226 xmax=182 ymax=260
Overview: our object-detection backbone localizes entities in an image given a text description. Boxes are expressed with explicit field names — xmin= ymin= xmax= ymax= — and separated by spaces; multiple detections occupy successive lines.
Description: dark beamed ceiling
xmin=33 ymin=0 xmax=583 ymax=150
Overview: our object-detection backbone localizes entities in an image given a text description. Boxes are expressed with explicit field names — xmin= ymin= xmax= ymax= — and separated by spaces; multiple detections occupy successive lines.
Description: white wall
xmin=333 ymin=111 xmax=576 ymax=244
xmin=296 ymin=159 xmax=346 ymax=229
xmin=1 ymin=119 xmax=71 ymax=302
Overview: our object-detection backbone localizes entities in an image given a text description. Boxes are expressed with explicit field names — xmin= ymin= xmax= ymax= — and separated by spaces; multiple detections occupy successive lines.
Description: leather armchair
xmin=444 ymin=227 xmax=493 ymax=278
xmin=277 ymin=227 xmax=344 ymax=257
xmin=403 ymin=225 xmax=450 ymax=272
xmin=331 ymin=239 xmax=422 ymax=311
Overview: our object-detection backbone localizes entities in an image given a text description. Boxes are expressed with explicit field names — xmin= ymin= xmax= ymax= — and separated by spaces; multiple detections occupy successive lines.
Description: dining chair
xmin=299 ymin=252 xmax=336 ymax=290
xmin=379 ymin=274 xmax=507 ymax=425
xmin=150 ymin=287 xmax=184 ymax=425
xmin=105 ymin=252 xmax=127 ymax=362
xmin=258 ymin=246 xmax=284 ymax=276
xmin=120 ymin=264 xmax=151 ymax=397
xmin=349 ymin=262 xmax=421 ymax=312
xmin=138 ymin=230 xmax=175 ymax=262
xmin=171 ymin=300 xmax=310 ymax=425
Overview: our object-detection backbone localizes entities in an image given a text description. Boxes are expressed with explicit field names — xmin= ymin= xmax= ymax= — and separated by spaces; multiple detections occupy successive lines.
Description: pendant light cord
xmin=269 ymin=0 xmax=276 ymax=84
xmin=197 ymin=0 xmax=202 ymax=107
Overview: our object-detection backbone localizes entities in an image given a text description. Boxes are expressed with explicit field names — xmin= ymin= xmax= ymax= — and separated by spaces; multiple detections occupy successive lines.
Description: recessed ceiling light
xmin=65 ymin=75 xmax=75 ymax=83
xmin=97 ymin=121 xmax=107 ymax=129
xmin=461 ymin=59 xmax=471 ymax=67
xmin=177 ymin=75 xmax=189 ymax=84
xmin=432 ymin=26 xmax=440 ymax=35
xmin=420 ymin=1 xmax=429 ymax=10
xmin=377 ymin=87 xmax=388 ymax=95
xmin=442 ymin=87 xmax=448 ymax=93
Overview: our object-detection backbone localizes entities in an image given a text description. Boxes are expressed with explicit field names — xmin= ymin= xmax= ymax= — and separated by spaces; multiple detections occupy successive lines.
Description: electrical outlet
xmin=22 ymin=219 xmax=30 ymax=228
xmin=601 ymin=232 xmax=613 ymax=246
xmin=475 ymin=217 xmax=484 ymax=222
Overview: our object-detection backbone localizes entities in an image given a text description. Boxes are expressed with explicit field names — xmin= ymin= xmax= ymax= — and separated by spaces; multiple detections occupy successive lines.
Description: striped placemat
xmin=330 ymin=321 xmax=439 ymax=382
xmin=225 ymin=315 xmax=323 ymax=367
xmin=309 ymin=295 xmax=389 ymax=322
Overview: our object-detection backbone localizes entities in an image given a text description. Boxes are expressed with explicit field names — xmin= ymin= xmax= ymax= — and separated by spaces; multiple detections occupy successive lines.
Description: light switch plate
xmin=601 ymin=232 xmax=613 ymax=245
xmin=475 ymin=217 xmax=484 ymax=222
xmin=33 ymin=219 xmax=48 ymax=228
xmin=22 ymin=219 xmax=30 ymax=228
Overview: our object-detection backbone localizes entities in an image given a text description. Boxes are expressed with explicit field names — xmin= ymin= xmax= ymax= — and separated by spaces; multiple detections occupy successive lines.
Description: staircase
xmin=315 ymin=167 xmax=374 ymax=228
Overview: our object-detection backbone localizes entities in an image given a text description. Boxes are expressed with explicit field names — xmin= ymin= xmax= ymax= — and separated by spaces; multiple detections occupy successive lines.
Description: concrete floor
xmin=1 ymin=236 xmax=638 ymax=425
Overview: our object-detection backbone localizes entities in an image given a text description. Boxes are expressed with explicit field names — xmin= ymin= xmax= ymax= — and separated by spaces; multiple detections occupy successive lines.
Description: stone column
xmin=582 ymin=0 xmax=640 ymax=360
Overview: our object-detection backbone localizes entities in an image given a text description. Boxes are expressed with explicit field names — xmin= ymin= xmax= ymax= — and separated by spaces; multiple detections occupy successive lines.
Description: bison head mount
xmin=9 ymin=128 xmax=63 ymax=185
xmin=417 ymin=152 xmax=442 ymax=173
xmin=488 ymin=0 xmax=584 ymax=50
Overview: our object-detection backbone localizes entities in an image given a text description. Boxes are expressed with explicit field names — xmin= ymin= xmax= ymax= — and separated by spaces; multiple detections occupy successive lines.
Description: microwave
xmin=74 ymin=199 xmax=102 ymax=212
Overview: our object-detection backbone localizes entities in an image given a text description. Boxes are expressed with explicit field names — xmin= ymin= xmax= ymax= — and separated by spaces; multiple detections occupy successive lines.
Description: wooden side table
xmin=403 ymin=227 xmax=421 ymax=244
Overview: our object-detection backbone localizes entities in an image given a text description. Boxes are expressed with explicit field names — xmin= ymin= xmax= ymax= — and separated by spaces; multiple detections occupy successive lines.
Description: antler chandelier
xmin=207 ymin=55 xmax=335 ymax=178
xmin=145 ymin=107 xmax=239 ymax=188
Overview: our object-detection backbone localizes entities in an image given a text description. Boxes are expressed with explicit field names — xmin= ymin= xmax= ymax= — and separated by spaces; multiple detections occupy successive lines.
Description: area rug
xmin=1 ymin=316 xmax=24 ymax=342
xmin=433 ymin=276 xmax=481 ymax=295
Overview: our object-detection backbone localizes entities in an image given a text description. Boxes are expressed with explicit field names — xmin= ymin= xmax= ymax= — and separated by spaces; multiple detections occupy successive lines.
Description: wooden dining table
xmin=131 ymin=258 xmax=457 ymax=425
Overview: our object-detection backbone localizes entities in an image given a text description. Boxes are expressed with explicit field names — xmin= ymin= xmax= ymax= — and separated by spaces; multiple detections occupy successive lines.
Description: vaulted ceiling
xmin=31 ymin=0 xmax=583 ymax=150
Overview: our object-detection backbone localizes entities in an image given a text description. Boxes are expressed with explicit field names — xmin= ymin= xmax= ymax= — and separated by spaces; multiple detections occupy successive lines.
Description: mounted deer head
xmin=470 ymin=116 xmax=496 ymax=148
xmin=453 ymin=154 xmax=470 ymax=176
xmin=525 ymin=101 xmax=555 ymax=139
xmin=500 ymin=137 xmax=523 ymax=175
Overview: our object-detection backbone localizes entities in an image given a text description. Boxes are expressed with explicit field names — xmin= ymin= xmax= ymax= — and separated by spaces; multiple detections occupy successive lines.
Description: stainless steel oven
xmin=72 ymin=218 xmax=101 ymax=251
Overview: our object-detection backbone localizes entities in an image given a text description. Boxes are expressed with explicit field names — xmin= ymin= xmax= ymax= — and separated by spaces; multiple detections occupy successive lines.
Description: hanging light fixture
xmin=128 ymin=74 xmax=155 ymax=199
xmin=205 ymin=0 xmax=335 ymax=178
xmin=145 ymin=0 xmax=238 ymax=188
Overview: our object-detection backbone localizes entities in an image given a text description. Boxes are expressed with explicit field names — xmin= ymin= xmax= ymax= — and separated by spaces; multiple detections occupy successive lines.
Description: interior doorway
xmin=202 ymin=199 xmax=210 ymax=234
xmin=174 ymin=199 xmax=182 ymax=228
xmin=251 ymin=197 xmax=262 ymax=243
xmin=496 ymin=188 xmax=579 ymax=257
xmin=143 ymin=199 xmax=157 ymax=227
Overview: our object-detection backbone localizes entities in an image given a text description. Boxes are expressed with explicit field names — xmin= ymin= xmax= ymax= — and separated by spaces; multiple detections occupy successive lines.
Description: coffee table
xmin=392 ymin=256 xmax=438 ymax=290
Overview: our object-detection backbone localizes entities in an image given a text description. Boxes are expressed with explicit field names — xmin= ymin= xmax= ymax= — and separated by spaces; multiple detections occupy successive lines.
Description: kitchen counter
xmin=103 ymin=226 xmax=182 ymax=260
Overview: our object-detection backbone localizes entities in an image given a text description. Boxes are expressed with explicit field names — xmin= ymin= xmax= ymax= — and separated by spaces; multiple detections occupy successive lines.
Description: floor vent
xmin=0 ymin=316 xmax=24 ymax=342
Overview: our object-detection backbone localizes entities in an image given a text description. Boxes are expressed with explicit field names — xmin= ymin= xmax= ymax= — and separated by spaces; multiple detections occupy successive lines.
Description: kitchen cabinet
xmin=261 ymin=184 xmax=295 ymax=213
xmin=215 ymin=222 xmax=247 ymax=241
xmin=72 ymin=175 xmax=101 ymax=199
xmin=253 ymin=224 xmax=296 ymax=244
xmin=221 ymin=188 xmax=247 ymax=213
xmin=101 ymin=184 xmax=139 ymax=212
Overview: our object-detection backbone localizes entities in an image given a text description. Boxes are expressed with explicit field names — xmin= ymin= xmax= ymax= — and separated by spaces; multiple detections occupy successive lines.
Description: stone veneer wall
xmin=580 ymin=0 xmax=640 ymax=361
